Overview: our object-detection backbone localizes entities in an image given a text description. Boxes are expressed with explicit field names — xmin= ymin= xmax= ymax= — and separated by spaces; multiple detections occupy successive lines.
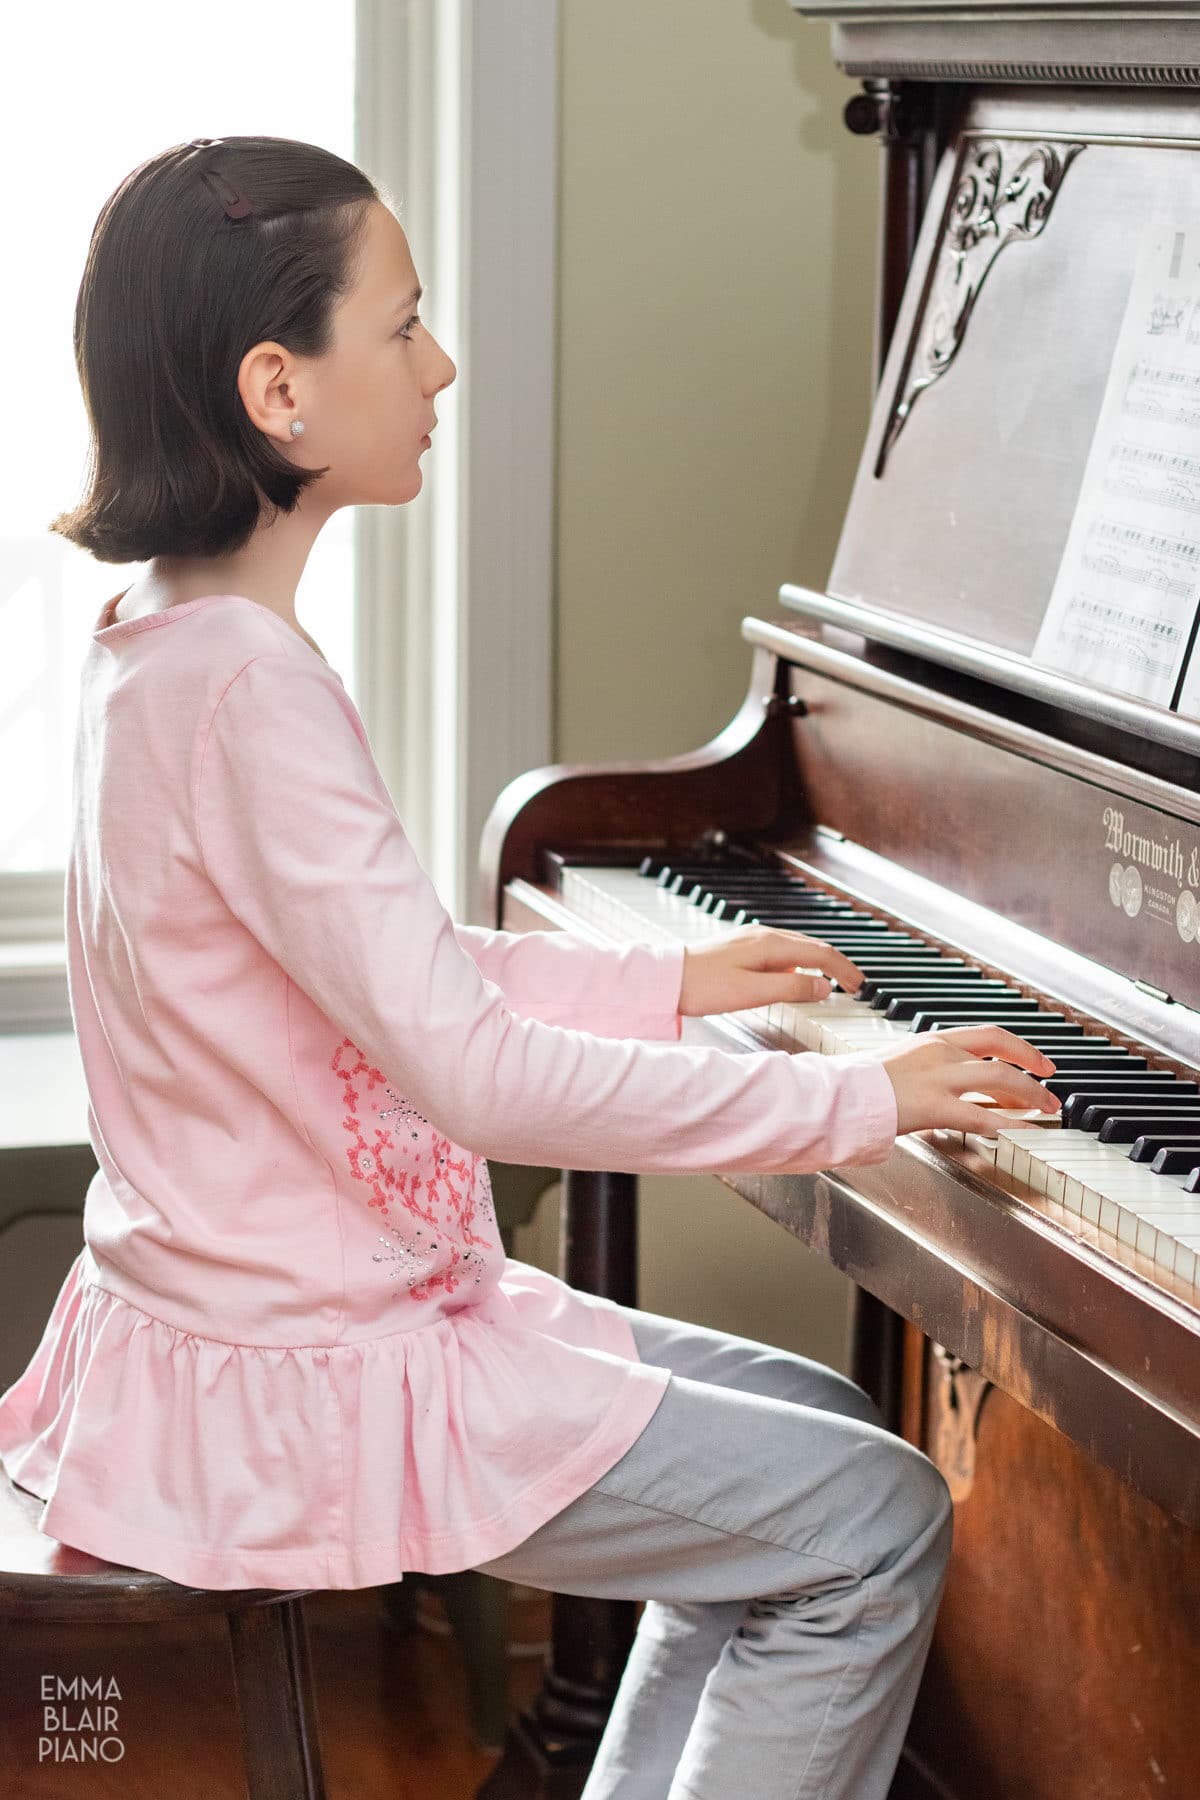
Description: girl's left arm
xmin=451 ymin=924 xmax=685 ymax=1041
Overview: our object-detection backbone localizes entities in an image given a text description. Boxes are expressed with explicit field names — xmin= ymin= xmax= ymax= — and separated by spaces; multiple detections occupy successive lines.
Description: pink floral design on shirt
xmin=331 ymin=1036 xmax=498 ymax=1299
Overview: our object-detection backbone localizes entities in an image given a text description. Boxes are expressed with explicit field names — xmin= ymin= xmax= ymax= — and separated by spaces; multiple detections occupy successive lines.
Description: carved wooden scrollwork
xmin=876 ymin=136 xmax=1085 ymax=472
xmin=928 ymin=1341 xmax=993 ymax=1502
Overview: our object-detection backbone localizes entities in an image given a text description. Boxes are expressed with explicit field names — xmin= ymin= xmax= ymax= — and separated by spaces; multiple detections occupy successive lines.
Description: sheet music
xmin=1032 ymin=218 xmax=1200 ymax=713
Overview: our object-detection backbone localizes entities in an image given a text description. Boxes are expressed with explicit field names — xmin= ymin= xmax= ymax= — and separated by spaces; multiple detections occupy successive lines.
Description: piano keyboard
xmin=555 ymin=857 xmax=1200 ymax=1295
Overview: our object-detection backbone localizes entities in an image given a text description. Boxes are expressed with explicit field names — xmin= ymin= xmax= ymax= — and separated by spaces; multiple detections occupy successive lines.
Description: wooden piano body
xmin=477 ymin=9 xmax=1200 ymax=1798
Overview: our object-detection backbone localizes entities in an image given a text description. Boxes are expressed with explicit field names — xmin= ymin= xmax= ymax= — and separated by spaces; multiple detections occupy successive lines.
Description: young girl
xmin=0 ymin=136 xmax=1060 ymax=1800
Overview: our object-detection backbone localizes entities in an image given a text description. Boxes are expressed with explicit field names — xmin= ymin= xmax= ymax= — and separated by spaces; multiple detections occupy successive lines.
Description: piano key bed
xmin=553 ymin=856 xmax=1200 ymax=1297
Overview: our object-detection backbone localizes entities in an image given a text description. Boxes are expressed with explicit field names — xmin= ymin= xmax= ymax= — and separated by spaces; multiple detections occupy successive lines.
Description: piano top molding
xmin=879 ymin=135 xmax=1082 ymax=466
xmin=789 ymin=2 xmax=1200 ymax=86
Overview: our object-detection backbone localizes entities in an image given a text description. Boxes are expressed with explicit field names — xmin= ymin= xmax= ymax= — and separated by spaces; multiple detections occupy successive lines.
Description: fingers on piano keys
xmin=554 ymin=857 xmax=1200 ymax=1293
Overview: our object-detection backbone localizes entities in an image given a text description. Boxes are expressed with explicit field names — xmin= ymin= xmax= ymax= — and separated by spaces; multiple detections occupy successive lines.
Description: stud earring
xmin=290 ymin=420 xmax=306 ymax=438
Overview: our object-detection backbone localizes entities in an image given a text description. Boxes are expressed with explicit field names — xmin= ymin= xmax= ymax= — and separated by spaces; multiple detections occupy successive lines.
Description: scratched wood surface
xmin=900 ymin=1324 xmax=1200 ymax=1800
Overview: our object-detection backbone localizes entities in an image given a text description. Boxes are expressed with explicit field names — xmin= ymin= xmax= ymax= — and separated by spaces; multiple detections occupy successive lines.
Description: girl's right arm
xmin=192 ymin=655 xmax=952 ymax=1177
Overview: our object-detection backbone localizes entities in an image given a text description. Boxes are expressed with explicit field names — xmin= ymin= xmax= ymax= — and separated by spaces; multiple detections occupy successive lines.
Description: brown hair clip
xmin=198 ymin=167 xmax=254 ymax=220
xmin=183 ymin=141 xmax=254 ymax=219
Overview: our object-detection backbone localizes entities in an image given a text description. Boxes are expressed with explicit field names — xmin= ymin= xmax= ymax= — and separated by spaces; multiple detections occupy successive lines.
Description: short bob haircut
xmin=49 ymin=136 xmax=383 ymax=564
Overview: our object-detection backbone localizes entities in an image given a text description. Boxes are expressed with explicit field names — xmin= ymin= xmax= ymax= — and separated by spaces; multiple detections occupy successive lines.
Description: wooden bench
xmin=0 ymin=1466 xmax=327 ymax=1797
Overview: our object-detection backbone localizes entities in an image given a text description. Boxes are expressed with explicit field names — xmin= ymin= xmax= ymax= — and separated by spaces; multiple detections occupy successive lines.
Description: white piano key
xmin=1130 ymin=1205 xmax=1200 ymax=1263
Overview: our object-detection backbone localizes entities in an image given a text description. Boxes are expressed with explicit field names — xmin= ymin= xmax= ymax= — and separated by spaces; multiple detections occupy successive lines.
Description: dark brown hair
xmin=49 ymin=136 xmax=382 ymax=563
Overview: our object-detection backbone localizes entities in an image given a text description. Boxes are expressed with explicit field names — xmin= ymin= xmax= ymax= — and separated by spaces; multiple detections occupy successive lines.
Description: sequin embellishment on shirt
xmin=332 ymin=1036 xmax=498 ymax=1299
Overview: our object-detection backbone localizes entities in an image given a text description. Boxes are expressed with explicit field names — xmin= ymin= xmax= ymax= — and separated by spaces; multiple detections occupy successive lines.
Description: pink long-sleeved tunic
xmin=0 ymin=591 xmax=897 ymax=1590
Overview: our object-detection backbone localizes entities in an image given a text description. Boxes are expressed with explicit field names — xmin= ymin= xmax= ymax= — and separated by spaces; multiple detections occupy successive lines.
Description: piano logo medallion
xmin=1122 ymin=865 xmax=1144 ymax=919
xmin=1103 ymin=803 xmax=1200 ymax=940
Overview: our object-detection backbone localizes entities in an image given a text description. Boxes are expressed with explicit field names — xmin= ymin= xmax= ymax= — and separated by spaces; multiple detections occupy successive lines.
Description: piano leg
xmin=848 ymin=1286 xmax=907 ymax=1432
xmin=476 ymin=1169 xmax=640 ymax=1800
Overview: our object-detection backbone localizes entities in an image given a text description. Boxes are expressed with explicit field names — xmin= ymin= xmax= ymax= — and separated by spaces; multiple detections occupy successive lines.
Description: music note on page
xmin=1033 ymin=215 xmax=1200 ymax=713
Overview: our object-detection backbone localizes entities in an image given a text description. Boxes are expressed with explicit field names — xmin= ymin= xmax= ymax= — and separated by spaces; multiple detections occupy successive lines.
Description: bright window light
xmin=0 ymin=1 xmax=357 ymax=874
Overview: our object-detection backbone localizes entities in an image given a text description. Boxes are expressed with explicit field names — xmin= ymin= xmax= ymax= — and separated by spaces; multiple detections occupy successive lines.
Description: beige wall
xmin=512 ymin=0 xmax=880 ymax=1373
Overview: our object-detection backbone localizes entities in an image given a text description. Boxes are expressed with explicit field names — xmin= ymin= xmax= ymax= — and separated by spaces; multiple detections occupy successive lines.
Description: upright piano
xmin=477 ymin=7 xmax=1200 ymax=1797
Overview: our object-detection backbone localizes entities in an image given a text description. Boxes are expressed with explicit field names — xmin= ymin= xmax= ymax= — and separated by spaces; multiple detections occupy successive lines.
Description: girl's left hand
xmin=678 ymin=925 xmax=866 ymax=1018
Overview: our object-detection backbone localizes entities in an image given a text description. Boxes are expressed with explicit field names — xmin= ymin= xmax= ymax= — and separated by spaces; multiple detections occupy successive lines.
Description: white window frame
xmin=356 ymin=0 xmax=556 ymax=925
xmin=1 ymin=0 xmax=557 ymax=1023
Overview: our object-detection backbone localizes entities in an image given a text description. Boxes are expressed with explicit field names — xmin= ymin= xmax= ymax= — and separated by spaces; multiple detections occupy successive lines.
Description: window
xmin=0 ymin=1 xmax=357 ymax=889
xmin=2 ymin=0 xmax=556 ymax=1018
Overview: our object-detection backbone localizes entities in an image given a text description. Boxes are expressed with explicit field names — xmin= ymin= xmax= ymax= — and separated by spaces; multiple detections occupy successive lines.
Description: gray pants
xmin=474 ymin=1300 xmax=953 ymax=1800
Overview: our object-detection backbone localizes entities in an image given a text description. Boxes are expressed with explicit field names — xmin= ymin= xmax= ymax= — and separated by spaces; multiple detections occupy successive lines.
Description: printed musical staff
xmin=1034 ymin=216 xmax=1200 ymax=714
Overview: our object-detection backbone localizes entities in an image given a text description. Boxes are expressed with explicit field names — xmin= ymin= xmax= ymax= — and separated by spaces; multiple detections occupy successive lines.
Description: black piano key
xmin=914 ymin=1014 xmax=1065 ymax=1034
xmin=858 ymin=976 xmax=971 ymax=999
xmin=857 ymin=958 xmax=968 ymax=978
xmin=705 ymin=899 xmax=863 ymax=919
xmin=694 ymin=885 xmax=834 ymax=914
xmin=714 ymin=897 xmax=842 ymax=911
xmin=872 ymin=992 xmax=1017 ymax=1013
xmin=722 ymin=882 xmax=826 ymax=894
xmin=1046 ymin=1069 xmax=1148 ymax=1085
xmin=850 ymin=966 xmax=975 ymax=989
xmin=1078 ymin=1096 xmax=1200 ymax=1123
xmin=744 ymin=921 xmax=911 ymax=939
xmin=864 ymin=976 xmax=1010 ymax=994
xmin=868 ymin=973 xmax=1012 ymax=997
xmin=874 ymin=986 xmax=1014 ymax=1015
xmin=1057 ymin=1087 xmax=1187 ymax=1130
xmin=750 ymin=927 xmax=893 ymax=939
xmin=811 ymin=924 xmax=887 ymax=936
xmin=888 ymin=1000 xmax=1045 ymax=1024
xmin=857 ymin=959 xmax=971 ymax=984
xmin=665 ymin=867 xmax=768 ymax=880
xmin=871 ymin=983 xmax=1017 ymax=1014
xmin=1132 ymin=1138 xmax=1200 ymax=1167
xmin=1078 ymin=1069 xmax=1192 ymax=1082
xmin=681 ymin=888 xmax=832 ymax=905
xmin=647 ymin=860 xmax=765 ymax=877
xmin=669 ymin=871 xmax=821 ymax=886
xmin=1048 ymin=1076 xmax=1189 ymax=1102
xmin=901 ymin=1001 xmax=1061 ymax=1023
xmin=672 ymin=878 xmax=812 ymax=893
xmin=703 ymin=891 xmax=855 ymax=906
xmin=775 ymin=924 xmax=918 ymax=936
xmin=845 ymin=950 xmax=964 ymax=964
xmin=754 ymin=916 xmax=873 ymax=928
xmin=698 ymin=886 xmax=871 ymax=903
xmin=1011 ymin=1034 xmax=1095 ymax=1051
xmin=1185 ymin=1168 xmax=1200 ymax=1193
xmin=1095 ymin=1111 xmax=1200 ymax=1143
xmin=1063 ymin=1089 xmax=1197 ymax=1128
xmin=1074 ymin=1095 xmax=1200 ymax=1128
xmin=849 ymin=972 xmax=971 ymax=986
xmin=846 ymin=955 xmax=970 ymax=969
xmin=1036 ymin=1054 xmax=1148 ymax=1071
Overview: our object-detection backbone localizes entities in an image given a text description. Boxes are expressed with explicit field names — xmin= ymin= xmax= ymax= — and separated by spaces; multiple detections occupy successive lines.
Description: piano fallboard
xmin=726 ymin=611 xmax=1200 ymax=1020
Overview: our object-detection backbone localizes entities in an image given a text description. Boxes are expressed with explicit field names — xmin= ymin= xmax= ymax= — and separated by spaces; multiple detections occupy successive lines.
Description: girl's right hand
xmin=868 ymin=1025 xmax=1062 ymax=1135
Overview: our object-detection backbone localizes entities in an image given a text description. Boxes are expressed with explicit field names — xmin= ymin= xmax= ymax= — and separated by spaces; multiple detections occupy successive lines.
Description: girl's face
xmin=242 ymin=201 xmax=456 ymax=513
